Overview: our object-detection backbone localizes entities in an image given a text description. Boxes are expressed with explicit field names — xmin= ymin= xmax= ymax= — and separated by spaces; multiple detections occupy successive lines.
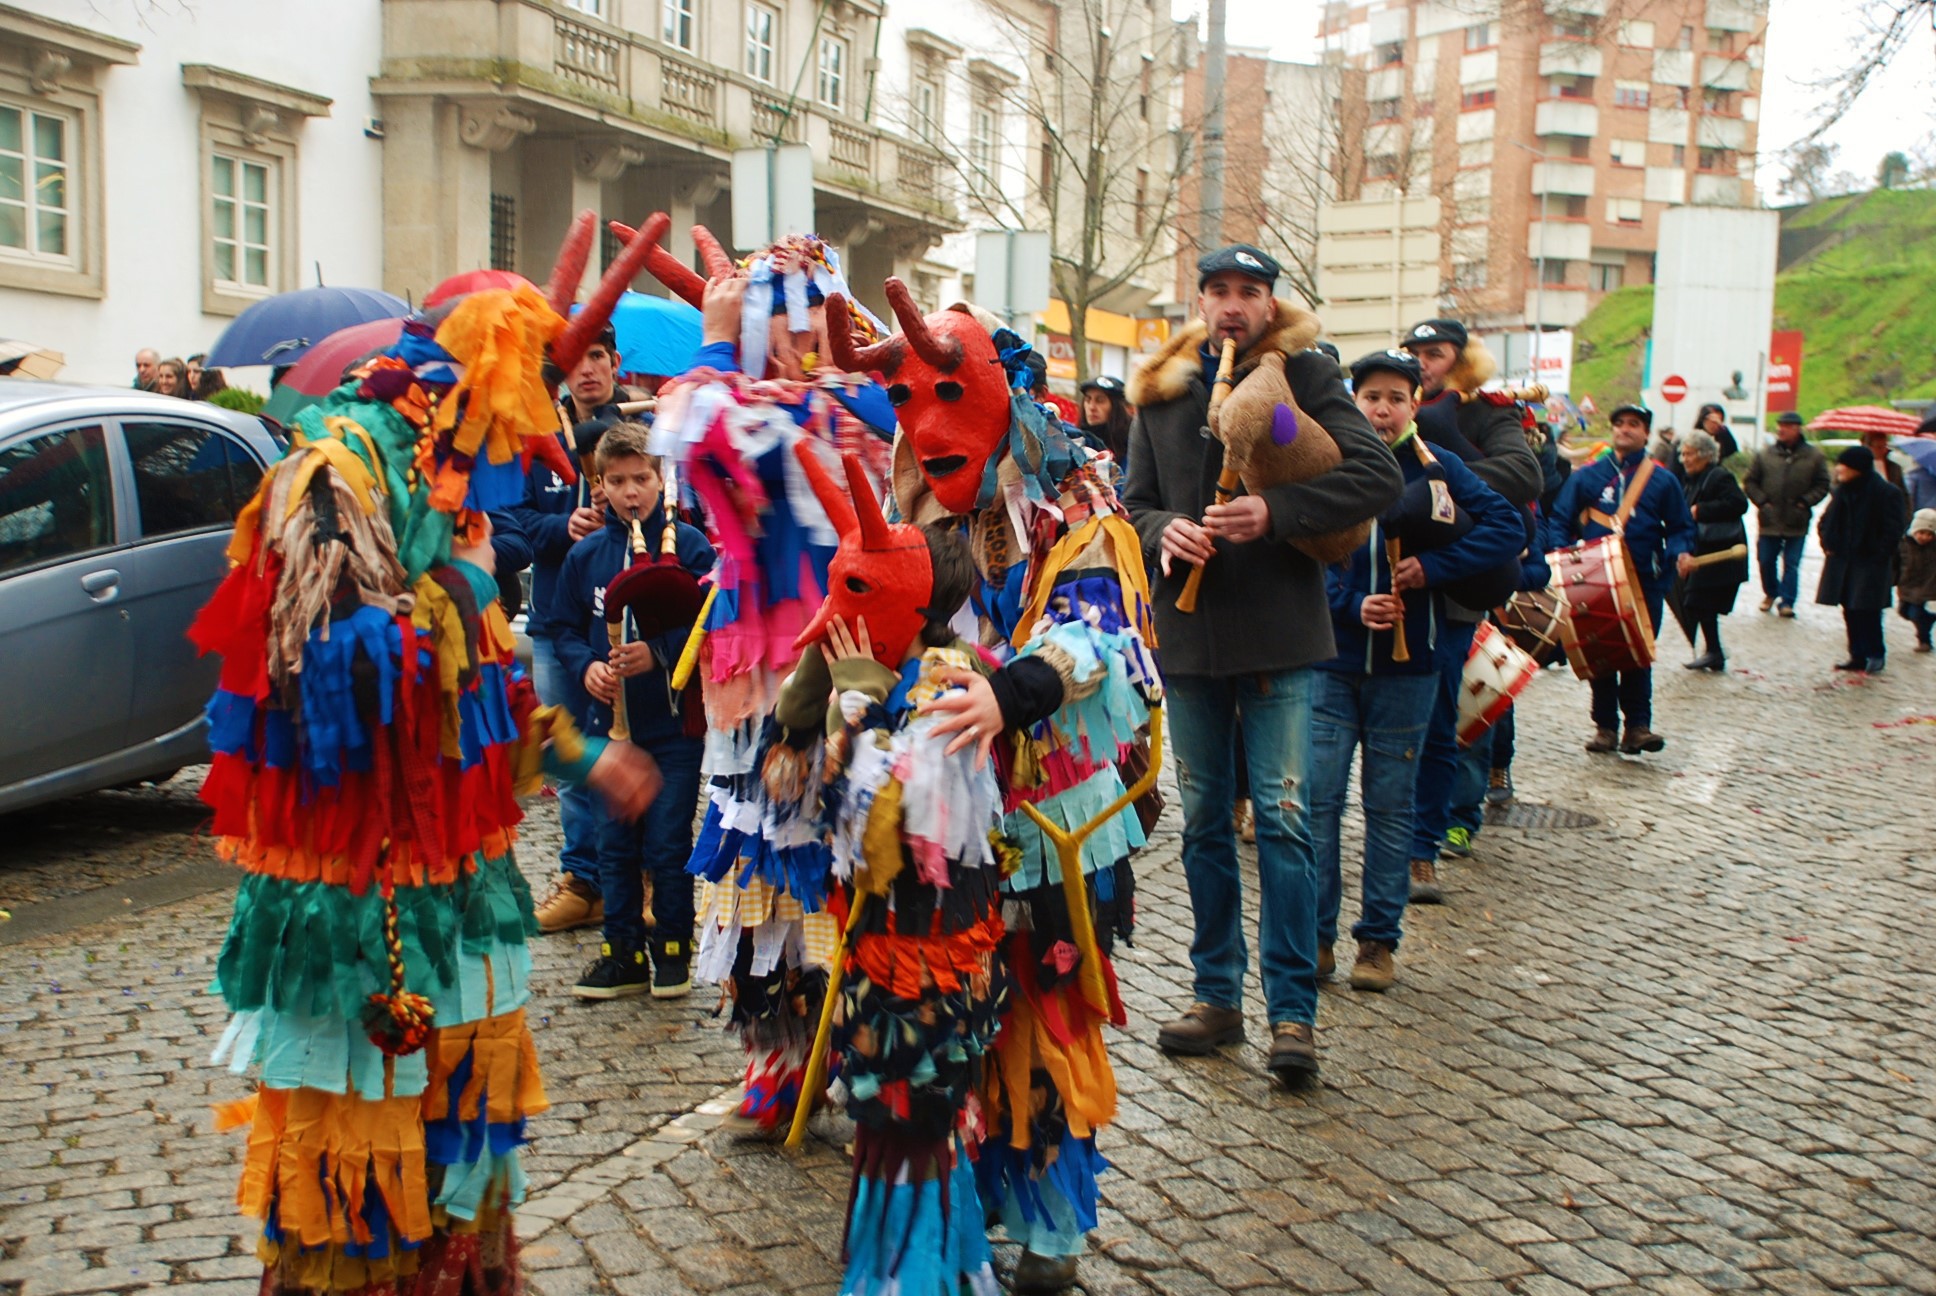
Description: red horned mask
xmin=827 ymin=279 xmax=1011 ymax=515
xmin=792 ymin=443 xmax=933 ymax=669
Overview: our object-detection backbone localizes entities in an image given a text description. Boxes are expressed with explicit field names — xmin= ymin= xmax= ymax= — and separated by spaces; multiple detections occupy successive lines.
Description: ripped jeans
xmin=1166 ymin=670 xmax=1319 ymax=1028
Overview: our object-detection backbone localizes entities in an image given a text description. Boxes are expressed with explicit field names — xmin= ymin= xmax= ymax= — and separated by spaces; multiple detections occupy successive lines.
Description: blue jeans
xmin=1407 ymin=620 xmax=1477 ymax=862
xmin=1447 ymin=738 xmax=1490 ymax=837
xmin=1757 ymin=534 xmax=1805 ymax=609
xmin=1167 ymin=670 xmax=1319 ymax=1027
xmin=531 ymin=635 xmax=604 ymax=886
xmin=598 ymin=734 xmax=704 ymax=950
xmin=1898 ymin=600 xmax=1935 ymax=645
xmin=1311 ymin=672 xmax=1436 ymax=952
xmin=1489 ymin=707 xmax=1516 ymax=772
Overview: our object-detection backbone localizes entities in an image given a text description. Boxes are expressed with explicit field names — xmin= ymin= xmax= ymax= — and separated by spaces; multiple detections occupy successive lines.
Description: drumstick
xmin=1685 ymin=543 xmax=1748 ymax=570
xmin=1176 ymin=339 xmax=1239 ymax=615
xmin=1386 ymin=536 xmax=1411 ymax=663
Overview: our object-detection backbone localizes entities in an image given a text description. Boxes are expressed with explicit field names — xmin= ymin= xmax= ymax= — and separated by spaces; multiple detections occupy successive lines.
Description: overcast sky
xmin=1197 ymin=0 xmax=1935 ymax=201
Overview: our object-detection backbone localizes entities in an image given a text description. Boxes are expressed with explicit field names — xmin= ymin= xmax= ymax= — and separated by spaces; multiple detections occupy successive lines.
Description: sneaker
xmin=573 ymin=943 xmax=650 ymax=1000
xmin=1683 ymin=651 xmax=1723 ymax=671
xmin=1485 ymin=769 xmax=1514 ymax=806
xmin=651 ymin=938 xmax=692 ymax=999
xmin=1349 ymin=940 xmax=1396 ymax=992
xmin=536 ymin=875 xmax=604 ymax=934
xmin=1156 ymin=1002 xmax=1246 ymax=1055
xmin=1585 ymin=727 xmax=1618 ymax=754
xmin=1409 ymin=858 xmax=1444 ymax=905
xmin=1864 ymin=657 xmax=1886 ymax=674
xmin=1777 ymin=604 xmax=1796 ymax=618
xmin=1267 ymin=1022 xmax=1319 ymax=1086
xmin=1012 ymin=1250 xmax=1081 ymax=1294
xmin=1442 ymin=826 xmax=1474 ymax=858
xmin=1233 ymin=798 xmax=1255 ymax=844
xmin=1317 ymin=942 xmax=1335 ymax=980
xmin=1620 ymin=727 xmax=1666 ymax=754
xmin=1759 ymin=595 xmax=1775 ymax=612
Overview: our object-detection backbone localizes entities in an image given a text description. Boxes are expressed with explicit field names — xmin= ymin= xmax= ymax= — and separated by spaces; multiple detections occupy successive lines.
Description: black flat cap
xmin=1079 ymin=374 xmax=1125 ymax=395
xmin=1349 ymin=348 xmax=1422 ymax=390
xmin=1609 ymin=403 xmax=1653 ymax=428
xmin=1197 ymin=243 xmax=1280 ymax=289
xmin=1775 ymin=411 xmax=1803 ymax=425
xmin=1402 ymin=319 xmax=1469 ymax=351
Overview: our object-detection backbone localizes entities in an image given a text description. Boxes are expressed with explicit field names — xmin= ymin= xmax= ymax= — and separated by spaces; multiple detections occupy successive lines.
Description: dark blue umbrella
xmin=583 ymin=291 xmax=702 ymax=378
xmin=1891 ymin=435 xmax=1936 ymax=474
xmin=204 ymin=286 xmax=410 ymax=369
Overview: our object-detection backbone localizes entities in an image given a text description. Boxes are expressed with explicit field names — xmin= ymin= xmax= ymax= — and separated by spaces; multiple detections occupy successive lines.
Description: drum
xmin=1551 ymin=536 xmax=1655 ymax=681
xmin=1495 ymin=587 xmax=1568 ymax=666
xmin=1457 ymin=621 xmax=1540 ymax=748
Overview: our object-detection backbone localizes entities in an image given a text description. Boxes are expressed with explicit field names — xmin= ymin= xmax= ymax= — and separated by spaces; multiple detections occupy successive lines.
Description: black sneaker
xmin=573 ymin=943 xmax=650 ymax=1000
xmin=651 ymin=938 xmax=692 ymax=1000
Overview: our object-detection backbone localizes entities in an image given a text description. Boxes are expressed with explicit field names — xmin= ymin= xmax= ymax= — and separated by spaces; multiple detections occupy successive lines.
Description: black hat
xmin=1078 ymin=374 xmax=1125 ymax=396
xmin=1837 ymin=444 xmax=1874 ymax=471
xmin=1349 ymin=348 xmax=1422 ymax=391
xmin=1312 ymin=340 xmax=1341 ymax=362
xmin=1608 ymin=403 xmax=1653 ymax=429
xmin=1775 ymin=411 xmax=1803 ymax=425
xmin=1197 ymin=243 xmax=1280 ymax=289
xmin=1401 ymin=319 xmax=1469 ymax=352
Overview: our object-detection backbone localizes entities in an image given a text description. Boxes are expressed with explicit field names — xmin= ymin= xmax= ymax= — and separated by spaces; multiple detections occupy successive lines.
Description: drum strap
xmin=1582 ymin=457 xmax=1656 ymax=535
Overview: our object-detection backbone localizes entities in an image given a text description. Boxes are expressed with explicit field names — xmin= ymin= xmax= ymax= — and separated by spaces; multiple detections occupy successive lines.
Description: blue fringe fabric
xmin=840 ymin=1129 xmax=999 ymax=1296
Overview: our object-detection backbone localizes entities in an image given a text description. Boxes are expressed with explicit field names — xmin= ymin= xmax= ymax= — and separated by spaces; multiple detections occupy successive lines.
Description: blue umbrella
xmin=1891 ymin=435 xmax=1936 ymax=474
xmin=205 ymin=286 xmax=410 ymax=369
xmin=583 ymin=291 xmax=702 ymax=378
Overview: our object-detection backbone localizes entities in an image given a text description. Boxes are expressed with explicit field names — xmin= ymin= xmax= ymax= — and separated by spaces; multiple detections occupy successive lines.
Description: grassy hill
xmin=1570 ymin=187 xmax=1936 ymax=422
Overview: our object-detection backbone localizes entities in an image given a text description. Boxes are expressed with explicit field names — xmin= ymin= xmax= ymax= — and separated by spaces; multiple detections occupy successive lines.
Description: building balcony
xmin=1527 ymin=220 xmax=1592 ymax=261
xmin=1524 ymin=286 xmax=1589 ymax=328
xmin=1653 ymin=49 xmax=1694 ymax=88
xmin=1535 ymin=99 xmax=1598 ymax=137
xmin=1697 ymin=115 xmax=1748 ymax=149
xmin=373 ymin=0 xmax=951 ymax=222
xmin=1538 ymin=40 xmax=1602 ymax=78
xmin=1701 ymin=55 xmax=1751 ymax=90
xmin=1705 ymin=0 xmax=1759 ymax=32
xmin=1690 ymin=172 xmax=1747 ymax=205
xmin=1530 ymin=161 xmax=1596 ymax=197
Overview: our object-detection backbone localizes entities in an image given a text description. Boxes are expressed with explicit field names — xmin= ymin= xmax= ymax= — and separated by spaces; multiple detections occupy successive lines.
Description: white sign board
xmin=1650 ymin=206 xmax=1778 ymax=441
xmin=731 ymin=144 xmax=815 ymax=250
xmin=974 ymin=230 xmax=1052 ymax=324
xmin=1488 ymin=330 xmax=1574 ymax=396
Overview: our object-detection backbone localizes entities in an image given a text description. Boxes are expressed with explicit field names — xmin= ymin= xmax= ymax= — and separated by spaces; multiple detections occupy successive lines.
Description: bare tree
xmin=1780 ymin=141 xmax=1841 ymax=202
xmin=919 ymin=0 xmax=1196 ymax=383
xmin=1793 ymin=0 xmax=1934 ymax=150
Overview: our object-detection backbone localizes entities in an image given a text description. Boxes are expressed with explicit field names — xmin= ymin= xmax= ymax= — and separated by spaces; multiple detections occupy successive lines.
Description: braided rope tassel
xmin=362 ymin=843 xmax=436 ymax=1057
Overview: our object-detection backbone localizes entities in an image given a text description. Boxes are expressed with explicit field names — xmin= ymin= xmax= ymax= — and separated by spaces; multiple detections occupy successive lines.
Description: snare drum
xmin=1551 ymin=536 xmax=1655 ymax=681
xmin=1495 ymin=587 xmax=1568 ymax=666
xmin=1458 ymin=621 xmax=1540 ymax=748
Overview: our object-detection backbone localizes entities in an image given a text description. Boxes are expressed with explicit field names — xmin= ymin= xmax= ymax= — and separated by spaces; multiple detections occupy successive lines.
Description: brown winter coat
xmin=1899 ymin=534 xmax=1936 ymax=604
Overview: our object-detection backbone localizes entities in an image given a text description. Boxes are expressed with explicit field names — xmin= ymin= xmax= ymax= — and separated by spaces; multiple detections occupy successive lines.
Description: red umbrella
xmin=263 ymin=316 xmax=407 ymax=423
xmin=1805 ymin=405 xmax=1922 ymax=437
xmin=424 ymin=269 xmax=532 ymax=309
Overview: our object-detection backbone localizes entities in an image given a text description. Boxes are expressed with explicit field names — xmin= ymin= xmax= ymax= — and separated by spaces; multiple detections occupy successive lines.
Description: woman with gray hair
xmin=1675 ymin=429 xmax=1750 ymax=669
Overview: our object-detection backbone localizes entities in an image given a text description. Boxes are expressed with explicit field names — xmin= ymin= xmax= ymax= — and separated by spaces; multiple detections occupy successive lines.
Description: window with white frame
xmin=662 ymin=0 xmax=695 ymax=50
xmin=745 ymin=4 xmax=777 ymax=83
xmin=210 ymin=150 xmax=273 ymax=291
xmin=1608 ymin=137 xmax=1644 ymax=167
xmin=969 ymin=95 xmax=998 ymax=193
xmin=817 ymin=36 xmax=847 ymax=110
xmin=562 ymin=0 xmax=606 ymax=15
xmin=1613 ymin=80 xmax=1649 ymax=109
xmin=913 ymin=77 xmax=940 ymax=142
xmin=1618 ymin=19 xmax=1654 ymax=47
xmin=1608 ymin=196 xmax=1643 ymax=226
xmin=0 ymin=102 xmax=72 ymax=263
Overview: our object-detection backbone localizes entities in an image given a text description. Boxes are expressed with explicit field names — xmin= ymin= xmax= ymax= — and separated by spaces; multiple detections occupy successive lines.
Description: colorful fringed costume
xmin=195 ymin=282 xmax=620 ymax=1295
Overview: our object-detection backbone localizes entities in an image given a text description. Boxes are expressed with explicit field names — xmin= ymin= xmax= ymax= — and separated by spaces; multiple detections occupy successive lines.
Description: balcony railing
xmin=751 ymin=99 xmax=805 ymax=144
xmin=829 ymin=121 xmax=873 ymax=175
xmin=661 ymin=57 xmax=719 ymax=128
xmin=556 ymin=16 xmax=622 ymax=93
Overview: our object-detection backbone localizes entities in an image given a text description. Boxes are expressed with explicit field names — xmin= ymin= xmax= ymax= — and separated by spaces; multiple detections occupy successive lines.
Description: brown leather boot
xmin=1013 ymin=1249 xmax=1081 ymax=1293
xmin=1317 ymin=942 xmax=1336 ymax=980
xmin=1267 ymin=1021 xmax=1319 ymax=1086
xmin=1620 ymin=726 xmax=1666 ymax=754
xmin=535 ymin=874 xmax=604 ymax=934
xmin=1585 ymin=727 xmax=1618 ymax=754
xmin=1156 ymin=1003 xmax=1245 ymax=1055
xmin=1409 ymin=857 xmax=1444 ymax=905
xmin=1349 ymin=940 xmax=1396 ymax=992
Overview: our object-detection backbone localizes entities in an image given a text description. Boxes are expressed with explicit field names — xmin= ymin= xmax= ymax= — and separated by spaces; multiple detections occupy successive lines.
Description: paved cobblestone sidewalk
xmin=2 ymin=580 xmax=1931 ymax=1295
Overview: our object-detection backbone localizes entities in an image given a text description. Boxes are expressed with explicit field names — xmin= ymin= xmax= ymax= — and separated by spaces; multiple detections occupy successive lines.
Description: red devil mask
xmin=792 ymin=443 xmax=933 ymax=668
xmin=827 ymin=279 xmax=1011 ymax=515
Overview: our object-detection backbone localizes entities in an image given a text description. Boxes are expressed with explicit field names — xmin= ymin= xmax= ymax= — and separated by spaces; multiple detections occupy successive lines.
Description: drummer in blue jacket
xmin=1551 ymin=404 xmax=1693 ymax=756
xmin=1313 ymin=350 xmax=1524 ymax=992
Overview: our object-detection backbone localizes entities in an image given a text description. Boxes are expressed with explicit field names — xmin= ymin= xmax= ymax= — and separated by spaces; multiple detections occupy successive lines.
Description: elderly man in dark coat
xmin=1817 ymin=445 xmax=1908 ymax=673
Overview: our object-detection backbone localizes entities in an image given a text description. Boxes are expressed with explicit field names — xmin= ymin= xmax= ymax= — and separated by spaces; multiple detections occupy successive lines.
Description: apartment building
xmin=1320 ymin=0 xmax=1767 ymax=334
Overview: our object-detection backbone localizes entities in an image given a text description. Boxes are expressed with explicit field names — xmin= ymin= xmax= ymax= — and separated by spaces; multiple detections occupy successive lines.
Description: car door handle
xmin=81 ymin=568 xmax=121 ymax=600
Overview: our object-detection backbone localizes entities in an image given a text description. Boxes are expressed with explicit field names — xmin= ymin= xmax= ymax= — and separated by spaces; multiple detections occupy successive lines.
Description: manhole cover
xmin=1484 ymin=802 xmax=1600 ymax=830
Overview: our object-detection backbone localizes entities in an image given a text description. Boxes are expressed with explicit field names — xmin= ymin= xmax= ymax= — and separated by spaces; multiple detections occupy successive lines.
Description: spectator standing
xmin=132 ymin=348 xmax=158 ymax=391
xmin=1676 ymin=429 xmax=1750 ymax=671
xmin=1898 ymin=508 xmax=1936 ymax=652
xmin=152 ymin=358 xmax=189 ymax=398
xmin=1689 ymin=403 xmax=1741 ymax=467
xmin=1743 ymin=411 xmax=1831 ymax=616
xmin=1551 ymin=404 xmax=1694 ymax=754
xmin=1861 ymin=429 xmax=1907 ymax=491
xmin=1817 ymin=445 xmax=1908 ymax=673
xmin=1077 ymin=374 xmax=1132 ymax=465
xmin=1124 ymin=243 xmax=1401 ymax=1085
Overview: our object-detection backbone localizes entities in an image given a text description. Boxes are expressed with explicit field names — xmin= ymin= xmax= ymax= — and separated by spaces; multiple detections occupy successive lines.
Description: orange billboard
xmin=1766 ymin=331 xmax=1803 ymax=414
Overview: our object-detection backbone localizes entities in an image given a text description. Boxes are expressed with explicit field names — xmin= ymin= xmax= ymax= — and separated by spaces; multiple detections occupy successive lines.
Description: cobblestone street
xmin=2 ymin=581 xmax=1932 ymax=1296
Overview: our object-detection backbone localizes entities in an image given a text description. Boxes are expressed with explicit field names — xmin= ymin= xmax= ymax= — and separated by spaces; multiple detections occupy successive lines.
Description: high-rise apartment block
xmin=1320 ymin=0 xmax=1767 ymax=333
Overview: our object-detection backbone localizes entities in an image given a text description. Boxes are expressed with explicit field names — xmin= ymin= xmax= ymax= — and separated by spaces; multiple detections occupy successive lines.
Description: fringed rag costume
xmin=193 ymin=234 xmax=651 ymax=1293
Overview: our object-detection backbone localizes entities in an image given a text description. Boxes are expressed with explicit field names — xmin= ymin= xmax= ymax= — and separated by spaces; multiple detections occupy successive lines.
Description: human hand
xmin=920 ymin=667 xmax=1002 ymax=767
xmin=1359 ymin=593 xmax=1402 ymax=630
xmin=1676 ymin=552 xmax=1694 ymax=577
xmin=702 ymin=276 xmax=749 ymax=345
xmin=1392 ymin=556 xmax=1426 ymax=592
xmin=1160 ymin=516 xmax=1215 ymax=577
xmin=1203 ymin=494 xmax=1270 ymax=544
xmin=586 ymin=742 xmax=662 ymax=822
xmin=824 ymin=615 xmax=874 ymax=663
xmin=568 ymin=505 xmax=603 ymax=542
xmin=585 ymin=661 xmax=618 ymax=704
xmin=609 ymin=640 xmax=655 ymax=678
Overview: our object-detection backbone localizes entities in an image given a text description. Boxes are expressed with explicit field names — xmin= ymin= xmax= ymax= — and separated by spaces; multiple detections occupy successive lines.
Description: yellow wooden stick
xmin=670 ymin=584 xmax=719 ymax=691
xmin=784 ymin=892 xmax=870 ymax=1150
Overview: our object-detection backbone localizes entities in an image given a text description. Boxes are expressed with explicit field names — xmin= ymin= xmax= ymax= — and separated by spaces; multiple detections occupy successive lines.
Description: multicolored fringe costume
xmin=194 ymin=283 xmax=612 ymax=1295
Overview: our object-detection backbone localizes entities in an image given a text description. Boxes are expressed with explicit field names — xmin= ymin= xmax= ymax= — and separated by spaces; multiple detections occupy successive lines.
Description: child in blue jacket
xmin=1313 ymin=350 xmax=1524 ymax=991
xmin=541 ymin=422 xmax=717 ymax=1000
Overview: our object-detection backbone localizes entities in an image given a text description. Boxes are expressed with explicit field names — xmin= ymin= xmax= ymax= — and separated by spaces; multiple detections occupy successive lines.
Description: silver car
xmin=0 ymin=381 xmax=282 ymax=814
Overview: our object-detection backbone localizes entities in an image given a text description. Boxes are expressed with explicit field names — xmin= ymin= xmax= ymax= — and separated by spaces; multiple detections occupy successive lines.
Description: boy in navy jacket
xmin=1312 ymin=350 xmax=1523 ymax=991
xmin=542 ymin=422 xmax=716 ymax=1000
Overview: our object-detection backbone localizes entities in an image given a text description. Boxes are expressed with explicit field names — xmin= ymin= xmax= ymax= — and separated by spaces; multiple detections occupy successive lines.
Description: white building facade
xmin=0 ymin=0 xmax=385 ymax=386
